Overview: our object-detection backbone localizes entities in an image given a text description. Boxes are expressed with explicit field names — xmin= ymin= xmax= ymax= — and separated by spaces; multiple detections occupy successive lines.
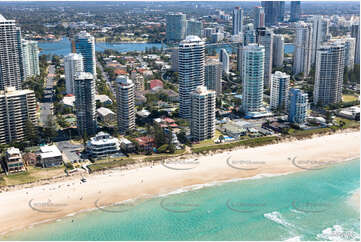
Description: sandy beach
xmin=0 ymin=131 xmax=359 ymax=237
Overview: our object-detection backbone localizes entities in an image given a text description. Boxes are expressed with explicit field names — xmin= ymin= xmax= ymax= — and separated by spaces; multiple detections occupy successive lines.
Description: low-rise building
xmin=5 ymin=147 xmax=25 ymax=173
xmin=86 ymin=132 xmax=121 ymax=158
xmin=119 ymin=137 xmax=136 ymax=153
xmin=97 ymin=107 xmax=116 ymax=123
xmin=38 ymin=145 xmax=63 ymax=168
xmin=134 ymin=136 xmax=155 ymax=153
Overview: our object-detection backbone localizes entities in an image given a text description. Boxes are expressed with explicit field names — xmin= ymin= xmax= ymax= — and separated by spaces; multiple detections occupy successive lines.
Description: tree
xmin=24 ymin=120 xmax=39 ymax=145
xmin=44 ymin=115 xmax=57 ymax=142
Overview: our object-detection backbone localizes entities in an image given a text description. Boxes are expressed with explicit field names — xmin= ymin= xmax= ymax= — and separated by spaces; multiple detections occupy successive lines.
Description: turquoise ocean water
xmin=4 ymin=158 xmax=360 ymax=241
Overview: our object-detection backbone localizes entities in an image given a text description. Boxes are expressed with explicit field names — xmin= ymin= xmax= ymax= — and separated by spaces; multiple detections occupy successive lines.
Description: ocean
xmin=4 ymin=158 xmax=360 ymax=241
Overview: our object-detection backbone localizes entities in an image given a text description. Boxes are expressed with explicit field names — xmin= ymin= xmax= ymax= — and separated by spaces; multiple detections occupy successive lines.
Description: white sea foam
xmin=283 ymin=236 xmax=301 ymax=241
xmin=316 ymin=224 xmax=360 ymax=241
xmin=264 ymin=211 xmax=296 ymax=230
xmin=157 ymin=172 xmax=293 ymax=198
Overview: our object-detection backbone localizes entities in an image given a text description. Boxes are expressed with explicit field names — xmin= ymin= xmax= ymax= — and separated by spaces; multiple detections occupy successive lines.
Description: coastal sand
xmin=0 ymin=131 xmax=359 ymax=236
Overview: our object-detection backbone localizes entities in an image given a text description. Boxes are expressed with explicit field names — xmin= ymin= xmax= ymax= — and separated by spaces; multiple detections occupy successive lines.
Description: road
xmin=56 ymin=141 xmax=84 ymax=163
xmin=39 ymin=65 xmax=55 ymax=126
xmin=97 ymin=61 xmax=116 ymax=95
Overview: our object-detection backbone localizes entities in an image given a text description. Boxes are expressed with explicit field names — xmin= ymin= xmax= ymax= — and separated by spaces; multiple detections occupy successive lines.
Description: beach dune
xmin=0 ymin=131 xmax=359 ymax=236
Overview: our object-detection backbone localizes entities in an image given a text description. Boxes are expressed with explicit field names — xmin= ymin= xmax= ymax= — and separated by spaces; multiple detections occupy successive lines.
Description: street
xmin=39 ymin=65 xmax=55 ymax=126
xmin=97 ymin=61 xmax=116 ymax=95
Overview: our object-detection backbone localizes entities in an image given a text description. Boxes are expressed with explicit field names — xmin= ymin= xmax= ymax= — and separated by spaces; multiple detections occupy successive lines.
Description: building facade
xmin=261 ymin=1 xmax=284 ymax=26
xmin=178 ymin=36 xmax=205 ymax=119
xmin=290 ymin=1 xmax=301 ymax=22
xmin=344 ymin=37 xmax=356 ymax=70
xmin=5 ymin=147 xmax=25 ymax=173
xmin=21 ymin=40 xmax=40 ymax=78
xmin=314 ymin=43 xmax=345 ymax=106
xmin=351 ymin=24 xmax=359 ymax=65
xmin=293 ymin=21 xmax=313 ymax=76
xmin=253 ymin=6 xmax=265 ymax=29
xmin=0 ymin=87 xmax=37 ymax=144
xmin=116 ymin=75 xmax=135 ymax=134
xmin=74 ymin=72 xmax=97 ymax=136
xmin=190 ymin=86 xmax=216 ymax=141
xmin=272 ymin=34 xmax=284 ymax=67
xmin=256 ymin=27 xmax=273 ymax=88
xmin=219 ymin=48 xmax=230 ymax=75
xmin=241 ymin=44 xmax=265 ymax=114
xmin=186 ymin=19 xmax=203 ymax=37
xmin=205 ymin=59 xmax=222 ymax=96
xmin=166 ymin=13 xmax=187 ymax=42
xmin=75 ymin=31 xmax=96 ymax=76
xmin=312 ymin=16 xmax=329 ymax=64
xmin=0 ymin=15 xmax=22 ymax=90
xmin=86 ymin=132 xmax=121 ymax=158
xmin=64 ymin=53 xmax=84 ymax=94
xmin=288 ymin=88 xmax=308 ymax=124
xmin=270 ymin=71 xmax=290 ymax=111
xmin=232 ymin=7 xmax=243 ymax=36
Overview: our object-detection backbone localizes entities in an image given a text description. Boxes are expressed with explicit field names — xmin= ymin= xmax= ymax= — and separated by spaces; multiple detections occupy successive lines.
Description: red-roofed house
xmin=114 ymin=69 xmax=128 ymax=75
xmin=150 ymin=79 xmax=163 ymax=90
xmin=134 ymin=136 xmax=155 ymax=153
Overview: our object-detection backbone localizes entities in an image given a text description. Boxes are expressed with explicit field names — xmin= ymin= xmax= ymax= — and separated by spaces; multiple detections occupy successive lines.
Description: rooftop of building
xmin=39 ymin=145 xmax=62 ymax=159
xmin=6 ymin=147 xmax=21 ymax=155
xmin=97 ymin=107 xmax=115 ymax=116
xmin=0 ymin=87 xmax=34 ymax=97
xmin=116 ymin=75 xmax=133 ymax=85
xmin=75 ymin=72 xmax=93 ymax=80
xmin=87 ymin=132 xmax=120 ymax=146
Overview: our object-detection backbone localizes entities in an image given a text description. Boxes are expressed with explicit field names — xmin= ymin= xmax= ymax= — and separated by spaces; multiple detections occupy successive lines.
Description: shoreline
xmin=0 ymin=131 xmax=359 ymax=237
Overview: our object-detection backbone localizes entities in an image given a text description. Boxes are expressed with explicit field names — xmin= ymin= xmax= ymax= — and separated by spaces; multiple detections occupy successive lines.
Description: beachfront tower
xmin=241 ymin=44 xmax=265 ymax=115
xmin=116 ymin=75 xmax=135 ymax=134
xmin=74 ymin=72 xmax=97 ymax=137
xmin=178 ymin=35 xmax=205 ymax=119
xmin=191 ymin=86 xmax=216 ymax=142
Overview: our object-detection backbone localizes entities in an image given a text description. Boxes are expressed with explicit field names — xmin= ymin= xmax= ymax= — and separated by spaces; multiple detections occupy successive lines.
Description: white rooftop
xmin=0 ymin=14 xmax=7 ymax=22
xmin=116 ymin=75 xmax=133 ymax=85
xmin=6 ymin=147 xmax=20 ymax=155
xmin=40 ymin=145 xmax=62 ymax=159
xmin=75 ymin=72 xmax=93 ymax=80
xmin=97 ymin=107 xmax=115 ymax=116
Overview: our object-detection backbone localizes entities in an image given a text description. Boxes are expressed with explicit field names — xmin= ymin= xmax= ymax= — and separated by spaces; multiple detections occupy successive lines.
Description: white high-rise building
xmin=116 ymin=75 xmax=135 ymax=134
xmin=241 ymin=44 xmax=265 ymax=114
xmin=75 ymin=31 xmax=96 ymax=77
xmin=314 ymin=42 xmax=345 ymax=106
xmin=0 ymin=87 xmax=37 ymax=144
xmin=272 ymin=34 xmax=284 ymax=67
xmin=21 ymin=40 xmax=40 ymax=78
xmin=270 ymin=71 xmax=290 ymax=111
xmin=232 ymin=7 xmax=243 ymax=36
xmin=190 ymin=86 xmax=216 ymax=141
xmin=64 ymin=53 xmax=84 ymax=94
xmin=219 ymin=48 xmax=230 ymax=75
xmin=256 ymin=27 xmax=273 ymax=88
xmin=74 ymin=72 xmax=97 ymax=136
xmin=344 ymin=37 xmax=356 ymax=70
xmin=205 ymin=59 xmax=222 ymax=96
xmin=293 ymin=22 xmax=313 ymax=76
xmin=178 ymin=35 xmax=205 ymax=119
xmin=0 ymin=15 xmax=22 ymax=90
xmin=312 ymin=16 xmax=329 ymax=64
